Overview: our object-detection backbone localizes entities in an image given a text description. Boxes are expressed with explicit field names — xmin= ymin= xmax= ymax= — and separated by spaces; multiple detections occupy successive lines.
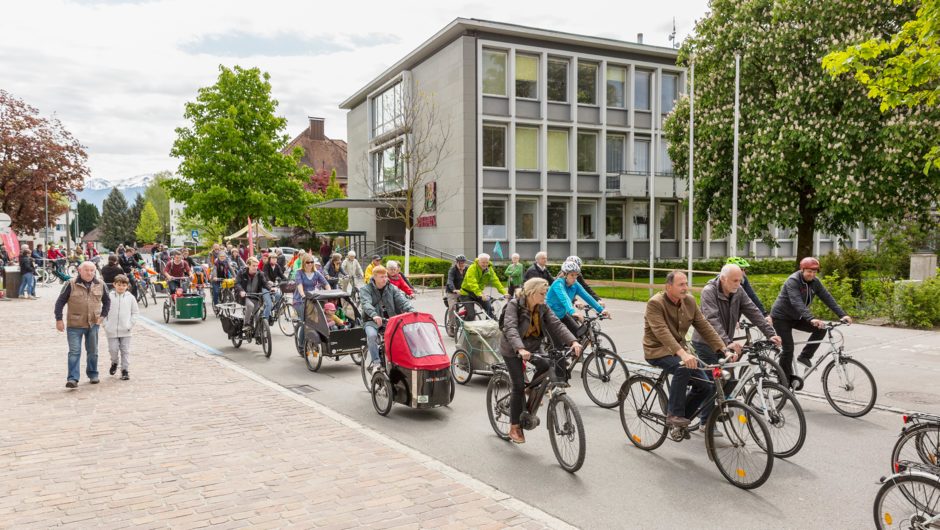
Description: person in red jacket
xmin=385 ymin=260 xmax=414 ymax=297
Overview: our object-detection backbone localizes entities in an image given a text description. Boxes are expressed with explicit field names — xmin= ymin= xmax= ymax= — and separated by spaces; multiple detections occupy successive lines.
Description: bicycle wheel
xmin=486 ymin=372 xmax=512 ymax=440
xmin=303 ymin=340 xmax=323 ymax=372
xmin=873 ymin=473 xmax=940 ymax=530
xmin=891 ymin=423 xmax=940 ymax=471
xmin=822 ymin=357 xmax=877 ymax=417
xmin=149 ymin=283 xmax=157 ymax=304
xmin=548 ymin=394 xmax=586 ymax=473
xmin=350 ymin=347 xmax=363 ymax=366
xmin=619 ymin=376 xmax=668 ymax=451
xmin=451 ymin=348 xmax=472 ymax=385
xmin=744 ymin=381 xmax=807 ymax=459
xmin=593 ymin=331 xmax=617 ymax=354
xmin=260 ymin=320 xmax=272 ymax=358
xmin=162 ymin=302 xmax=170 ymax=323
xmin=139 ymin=290 xmax=149 ymax=308
xmin=706 ymin=400 xmax=774 ymax=489
xmin=232 ymin=335 xmax=242 ymax=349
xmin=581 ymin=349 xmax=629 ymax=408
xmin=371 ymin=372 xmax=394 ymax=416
xmin=444 ymin=306 xmax=458 ymax=338
xmin=278 ymin=303 xmax=296 ymax=336
xmin=360 ymin=350 xmax=371 ymax=391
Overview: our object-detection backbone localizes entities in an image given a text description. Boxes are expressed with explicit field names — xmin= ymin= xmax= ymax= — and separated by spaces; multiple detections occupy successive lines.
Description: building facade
xmin=341 ymin=18 xmax=873 ymax=260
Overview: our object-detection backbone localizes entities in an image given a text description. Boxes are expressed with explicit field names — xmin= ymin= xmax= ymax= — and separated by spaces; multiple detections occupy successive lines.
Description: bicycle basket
xmin=217 ymin=303 xmax=244 ymax=337
xmin=279 ymin=281 xmax=297 ymax=294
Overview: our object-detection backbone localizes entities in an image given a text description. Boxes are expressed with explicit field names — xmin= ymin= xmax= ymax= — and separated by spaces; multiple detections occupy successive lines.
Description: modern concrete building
xmin=340 ymin=18 xmax=873 ymax=260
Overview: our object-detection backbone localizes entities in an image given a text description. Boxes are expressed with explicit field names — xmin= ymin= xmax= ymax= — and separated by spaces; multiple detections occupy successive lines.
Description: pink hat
xmin=323 ymin=302 xmax=336 ymax=311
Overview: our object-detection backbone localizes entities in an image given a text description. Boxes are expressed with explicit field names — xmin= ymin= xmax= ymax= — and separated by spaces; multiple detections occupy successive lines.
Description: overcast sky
xmin=1 ymin=0 xmax=710 ymax=184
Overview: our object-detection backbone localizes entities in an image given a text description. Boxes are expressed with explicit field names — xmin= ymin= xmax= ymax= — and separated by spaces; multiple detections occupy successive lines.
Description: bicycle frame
xmin=494 ymin=349 xmax=575 ymax=430
xmin=790 ymin=325 xmax=846 ymax=379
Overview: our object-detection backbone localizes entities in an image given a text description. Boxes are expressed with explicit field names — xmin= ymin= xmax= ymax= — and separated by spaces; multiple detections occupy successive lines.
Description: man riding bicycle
xmin=445 ymin=254 xmax=469 ymax=310
xmin=359 ymin=265 xmax=414 ymax=375
xmin=209 ymin=252 xmax=235 ymax=307
xmin=162 ymin=251 xmax=192 ymax=295
xmin=459 ymin=253 xmax=507 ymax=320
xmin=339 ymin=251 xmax=363 ymax=293
xmin=234 ymin=257 xmax=274 ymax=328
xmin=725 ymin=257 xmax=770 ymax=323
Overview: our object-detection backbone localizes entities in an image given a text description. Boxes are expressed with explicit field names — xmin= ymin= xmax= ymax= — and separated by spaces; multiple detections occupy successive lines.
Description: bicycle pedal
xmin=668 ymin=426 xmax=687 ymax=442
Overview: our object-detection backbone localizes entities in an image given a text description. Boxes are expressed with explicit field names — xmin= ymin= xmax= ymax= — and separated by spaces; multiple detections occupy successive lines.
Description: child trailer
xmin=295 ymin=289 xmax=366 ymax=372
xmin=369 ymin=312 xmax=454 ymax=416
xmin=450 ymin=301 xmax=504 ymax=384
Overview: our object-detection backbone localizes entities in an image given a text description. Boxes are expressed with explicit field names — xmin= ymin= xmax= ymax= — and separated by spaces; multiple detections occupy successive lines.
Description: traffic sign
xmin=0 ymin=213 xmax=10 ymax=229
xmin=190 ymin=229 xmax=199 ymax=239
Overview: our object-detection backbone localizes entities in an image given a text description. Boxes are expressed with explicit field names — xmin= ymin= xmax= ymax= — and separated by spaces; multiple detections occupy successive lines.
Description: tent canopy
xmin=225 ymin=223 xmax=276 ymax=241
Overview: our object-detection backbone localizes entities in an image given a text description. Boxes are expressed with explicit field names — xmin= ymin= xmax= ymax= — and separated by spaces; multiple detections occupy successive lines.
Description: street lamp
xmin=44 ymin=180 xmax=49 ymax=251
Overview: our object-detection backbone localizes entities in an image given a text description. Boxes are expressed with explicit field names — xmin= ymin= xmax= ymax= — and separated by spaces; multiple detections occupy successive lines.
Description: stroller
xmin=369 ymin=312 xmax=455 ymax=416
xmin=451 ymin=301 xmax=504 ymax=385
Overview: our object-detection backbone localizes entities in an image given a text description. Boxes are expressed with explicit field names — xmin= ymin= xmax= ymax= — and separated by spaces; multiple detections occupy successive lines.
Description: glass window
xmin=635 ymin=70 xmax=651 ymax=111
xmin=482 ymin=199 xmax=507 ymax=239
xmin=662 ymin=73 xmax=679 ymax=114
xmin=659 ymin=202 xmax=677 ymax=240
xmin=516 ymin=54 xmax=539 ymax=99
xmin=516 ymin=199 xmax=538 ymax=240
xmin=634 ymin=139 xmax=650 ymax=173
xmin=577 ymin=132 xmax=597 ymax=173
xmin=515 ymin=127 xmax=538 ymax=170
xmin=372 ymin=142 xmax=403 ymax=192
xmin=371 ymin=82 xmax=403 ymax=137
xmin=659 ymin=140 xmax=673 ymax=174
xmin=577 ymin=62 xmax=598 ymax=105
xmin=548 ymin=129 xmax=569 ymax=172
xmin=606 ymin=135 xmax=625 ymax=173
xmin=578 ymin=201 xmax=596 ymax=239
xmin=483 ymin=49 xmax=507 ymax=96
xmin=632 ymin=201 xmax=649 ymax=239
xmin=547 ymin=200 xmax=568 ymax=240
xmin=482 ymin=125 xmax=506 ymax=168
xmin=606 ymin=202 xmax=623 ymax=240
xmin=778 ymin=227 xmax=794 ymax=239
xmin=547 ymin=58 xmax=568 ymax=102
xmin=606 ymin=65 xmax=627 ymax=108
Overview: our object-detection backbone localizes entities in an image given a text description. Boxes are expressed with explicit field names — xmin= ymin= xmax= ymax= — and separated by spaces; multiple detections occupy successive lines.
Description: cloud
xmin=180 ymin=31 xmax=399 ymax=58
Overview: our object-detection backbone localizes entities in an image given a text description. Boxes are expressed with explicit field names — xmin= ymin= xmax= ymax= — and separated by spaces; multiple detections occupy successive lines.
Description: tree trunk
xmin=796 ymin=189 xmax=817 ymax=266
xmin=404 ymin=227 xmax=411 ymax=277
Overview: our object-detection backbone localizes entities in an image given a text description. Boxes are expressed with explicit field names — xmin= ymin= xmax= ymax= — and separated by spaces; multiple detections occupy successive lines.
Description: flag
xmin=247 ymin=217 xmax=254 ymax=257
xmin=492 ymin=241 xmax=503 ymax=259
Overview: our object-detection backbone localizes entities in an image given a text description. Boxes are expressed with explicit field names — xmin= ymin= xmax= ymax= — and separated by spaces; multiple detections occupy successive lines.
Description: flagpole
xmin=731 ymin=52 xmax=740 ymax=257
xmin=687 ymin=59 xmax=695 ymax=282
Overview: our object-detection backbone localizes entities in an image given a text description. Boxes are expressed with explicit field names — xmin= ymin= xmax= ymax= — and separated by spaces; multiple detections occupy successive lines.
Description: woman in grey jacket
xmin=499 ymin=277 xmax=582 ymax=444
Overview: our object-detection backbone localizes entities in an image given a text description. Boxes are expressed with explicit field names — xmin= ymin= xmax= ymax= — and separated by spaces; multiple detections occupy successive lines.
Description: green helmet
xmin=726 ymin=256 xmax=751 ymax=268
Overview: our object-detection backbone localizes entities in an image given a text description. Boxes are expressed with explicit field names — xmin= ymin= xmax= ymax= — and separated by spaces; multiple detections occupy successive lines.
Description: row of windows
xmin=482 ymin=49 xmax=680 ymax=113
xmin=482 ymin=198 xmax=678 ymax=241
xmin=482 ymin=125 xmax=673 ymax=174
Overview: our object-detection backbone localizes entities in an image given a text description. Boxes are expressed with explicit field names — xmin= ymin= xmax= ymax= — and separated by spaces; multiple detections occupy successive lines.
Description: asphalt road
xmin=136 ymin=286 xmax=940 ymax=529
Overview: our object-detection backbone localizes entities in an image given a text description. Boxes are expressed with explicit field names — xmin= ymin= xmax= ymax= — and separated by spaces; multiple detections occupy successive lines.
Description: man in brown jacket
xmin=643 ymin=271 xmax=731 ymax=428
xmin=55 ymin=262 xmax=110 ymax=388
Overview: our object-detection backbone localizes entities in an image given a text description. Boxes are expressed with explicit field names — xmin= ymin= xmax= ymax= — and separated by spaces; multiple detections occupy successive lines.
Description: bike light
xmin=712 ymin=367 xmax=722 ymax=379
xmin=902 ymin=414 xmax=909 ymax=424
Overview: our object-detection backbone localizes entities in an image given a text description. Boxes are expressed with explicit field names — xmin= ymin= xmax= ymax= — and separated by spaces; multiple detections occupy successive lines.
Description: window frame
xmin=371 ymin=141 xmax=405 ymax=194
xmin=482 ymin=124 xmax=507 ymax=169
xmin=547 ymin=57 xmax=569 ymax=103
xmin=371 ymin=81 xmax=403 ymax=138
xmin=659 ymin=202 xmax=678 ymax=241
xmin=482 ymin=49 xmax=508 ymax=97
xmin=606 ymin=64 xmax=627 ymax=109
xmin=515 ymin=126 xmax=539 ymax=171
xmin=606 ymin=134 xmax=625 ymax=174
xmin=482 ymin=198 xmax=508 ymax=241
xmin=661 ymin=72 xmax=679 ymax=115
xmin=634 ymin=69 xmax=652 ymax=111
xmin=577 ymin=131 xmax=598 ymax=174
xmin=515 ymin=53 xmax=540 ymax=101
xmin=577 ymin=200 xmax=597 ymax=241
xmin=632 ymin=200 xmax=650 ymax=241
xmin=577 ymin=62 xmax=599 ymax=106
xmin=546 ymin=199 xmax=569 ymax=241
xmin=633 ymin=138 xmax=651 ymax=173
xmin=515 ymin=197 xmax=540 ymax=241
xmin=547 ymin=128 xmax=569 ymax=173
xmin=605 ymin=201 xmax=624 ymax=241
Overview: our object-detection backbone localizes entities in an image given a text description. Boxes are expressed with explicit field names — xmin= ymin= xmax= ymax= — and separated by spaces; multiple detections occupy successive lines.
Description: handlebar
xmin=582 ymin=307 xmax=610 ymax=321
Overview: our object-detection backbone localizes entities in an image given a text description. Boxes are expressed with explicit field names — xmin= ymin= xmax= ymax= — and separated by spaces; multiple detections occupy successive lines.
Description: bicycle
xmin=873 ymin=460 xmax=940 ymax=530
xmin=736 ymin=321 xmax=789 ymax=388
xmin=219 ymin=293 xmax=273 ymax=357
xmin=486 ymin=347 xmax=587 ymax=473
xmin=619 ymin=357 xmax=775 ymax=489
xmin=565 ymin=308 xmax=628 ymax=409
xmin=269 ymin=281 xmax=297 ymax=337
xmin=777 ymin=321 xmax=877 ymax=417
xmin=891 ymin=413 xmax=940 ymax=473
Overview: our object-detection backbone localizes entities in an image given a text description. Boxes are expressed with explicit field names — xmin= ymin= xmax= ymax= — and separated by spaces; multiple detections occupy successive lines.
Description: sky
xmin=1 ymin=0 xmax=710 ymax=185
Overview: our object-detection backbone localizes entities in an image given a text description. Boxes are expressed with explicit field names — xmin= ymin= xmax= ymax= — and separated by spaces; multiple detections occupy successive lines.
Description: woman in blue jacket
xmin=545 ymin=261 xmax=608 ymax=336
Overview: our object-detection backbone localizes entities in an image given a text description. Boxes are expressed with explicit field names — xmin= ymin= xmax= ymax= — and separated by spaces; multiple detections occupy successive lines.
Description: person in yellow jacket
xmin=459 ymin=253 xmax=507 ymax=320
xmin=363 ymin=255 xmax=382 ymax=284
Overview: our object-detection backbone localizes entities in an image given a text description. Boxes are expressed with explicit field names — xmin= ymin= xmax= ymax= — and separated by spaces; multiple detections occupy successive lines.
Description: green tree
xmin=166 ymin=65 xmax=315 ymax=231
xmin=309 ymin=169 xmax=348 ymax=233
xmin=135 ymin=201 xmax=161 ymax=243
xmin=70 ymin=199 xmax=99 ymax=238
xmin=127 ymin=193 xmax=145 ymax=239
xmin=663 ymin=0 xmax=940 ymax=261
xmin=99 ymin=188 xmax=131 ymax=250
xmin=143 ymin=170 xmax=171 ymax=242
xmin=824 ymin=0 xmax=940 ymax=173
xmin=174 ymin=210 xmax=226 ymax=248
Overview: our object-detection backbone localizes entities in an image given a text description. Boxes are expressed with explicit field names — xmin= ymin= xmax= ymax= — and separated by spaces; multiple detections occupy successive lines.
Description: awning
xmin=312 ymin=198 xmax=406 ymax=209
xmin=225 ymin=223 xmax=276 ymax=241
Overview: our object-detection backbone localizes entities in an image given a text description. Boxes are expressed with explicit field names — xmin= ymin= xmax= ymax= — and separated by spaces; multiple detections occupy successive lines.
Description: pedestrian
xmin=55 ymin=261 xmax=111 ymax=388
xmin=524 ymin=251 xmax=554 ymax=283
xmin=504 ymin=253 xmax=524 ymax=298
xmin=18 ymin=247 xmax=37 ymax=300
xmin=105 ymin=274 xmax=138 ymax=380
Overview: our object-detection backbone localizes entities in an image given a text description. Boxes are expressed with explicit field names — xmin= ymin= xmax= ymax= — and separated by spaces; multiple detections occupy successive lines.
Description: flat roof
xmin=339 ymin=17 xmax=679 ymax=110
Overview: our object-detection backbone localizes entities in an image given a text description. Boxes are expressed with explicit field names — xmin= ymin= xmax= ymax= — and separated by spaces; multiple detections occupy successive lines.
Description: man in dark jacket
xmin=524 ymin=251 xmax=553 ymax=283
xmin=101 ymin=255 xmax=125 ymax=286
xmin=119 ymin=247 xmax=140 ymax=299
xmin=445 ymin=255 xmax=468 ymax=309
xmin=770 ymin=257 xmax=852 ymax=384
xmin=235 ymin=257 xmax=273 ymax=326
xmin=55 ymin=262 xmax=111 ymax=388
xmin=359 ymin=265 xmax=414 ymax=374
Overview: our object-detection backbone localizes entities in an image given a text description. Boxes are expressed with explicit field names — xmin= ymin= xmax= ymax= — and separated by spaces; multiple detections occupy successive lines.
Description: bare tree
xmin=359 ymin=79 xmax=456 ymax=275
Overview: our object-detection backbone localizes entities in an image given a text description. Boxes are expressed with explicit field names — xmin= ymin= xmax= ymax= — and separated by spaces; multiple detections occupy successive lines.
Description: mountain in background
xmin=77 ymin=173 xmax=157 ymax=210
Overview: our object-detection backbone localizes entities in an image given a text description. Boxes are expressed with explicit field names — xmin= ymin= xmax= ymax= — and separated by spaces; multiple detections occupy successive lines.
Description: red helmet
xmin=799 ymin=257 xmax=820 ymax=270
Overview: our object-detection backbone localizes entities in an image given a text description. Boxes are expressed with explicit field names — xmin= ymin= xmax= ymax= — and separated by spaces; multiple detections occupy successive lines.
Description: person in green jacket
xmin=459 ymin=253 xmax=507 ymax=320
xmin=504 ymin=253 xmax=525 ymax=298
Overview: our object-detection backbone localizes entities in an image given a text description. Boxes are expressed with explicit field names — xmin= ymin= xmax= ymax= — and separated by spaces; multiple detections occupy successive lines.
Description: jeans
xmin=67 ymin=326 xmax=99 ymax=382
xmin=692 ymin=341 xmax=735 ymax=422
xmin=649 ymin=354 xmax=715 ymax=420
xmin=18 ymin=272 xmax=35 ymax=297
xmin=294 ymin=301 xmax=305 ymax=345
xmin=458 ymin=294 xmax=494 ymax=320
xmin=774 ymin=318 xmax=827 ymax=382
xmin=365 ymin=324 xmax=382 ymax=364
xmin=504 ymin=354 xmax=550 ymax=425
xmin=211 ymin=282 xmax=221 ymax=306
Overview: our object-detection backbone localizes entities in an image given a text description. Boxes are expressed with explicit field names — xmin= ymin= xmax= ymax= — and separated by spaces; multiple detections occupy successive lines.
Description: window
xmin=659 ymin=140 xmax=673 ymax=174
xmin=516 ymin=54 xmax=539 ymax=99
xmin=659 ymin=203 xmax=677 ymax=240
xmin=606 ymin=65 xmax=627 ymax=108
xmin=577 ymin=132 xmax=597 ymax=173
xmin=547 ymin=200 xmax=568 ymax=239
xmin=578 ymin=201 xmax=596 ymax=239
xmin=371 ymin=82 xmax=403 ymax=137
xmin=635 ymin=70 xmax=651 ymax=111
xmin=482 ymin=199 xmax=507 ymax=239
xmin=577 ymin=62 xmax=598 ymax=105
xmin=482 ymin=125 xmax=506 ymax=168
xmin=483 ymin=49 xmax=507 ymax=96
xmin=547 ymin=58 xmax=568 ymax=102
xmin=372 ymin=142 xmax=403 ymax=192
xmin=548 ymin=129 xmax=569 ymax=172
xmin=606 ymin=135 xmax=625 ymax=173
xmin=634 ymin=138 xmax=650 ymax=173
xmin=515 ymin=127 xmax=538 ymax=170
xmin=662 ymin=73 xmax=679 ymax=115
xmin=632 ymin=201 xmax=649 ymax=239
xmin=606 ymin=202 xmax=624 ymax=240
xmin=778 ymin=227 xmax=794 ymax=239
xmin=516 ymin=199 xmax=538 ymax=240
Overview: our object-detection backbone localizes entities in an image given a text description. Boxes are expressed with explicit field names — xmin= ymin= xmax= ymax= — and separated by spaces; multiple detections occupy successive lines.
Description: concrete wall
xmin=345 ymin=103 xmax=373 ymax=238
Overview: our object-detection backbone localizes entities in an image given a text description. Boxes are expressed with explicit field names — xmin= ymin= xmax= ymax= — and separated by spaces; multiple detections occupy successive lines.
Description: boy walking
xmin=105 ymin=274 xmax=139 ymax=380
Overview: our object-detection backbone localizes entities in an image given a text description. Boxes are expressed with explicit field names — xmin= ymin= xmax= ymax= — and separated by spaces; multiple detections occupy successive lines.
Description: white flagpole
xmin=731 ymin=52 xmax=741 ymax=257
xmin=688 ymin=60 xmax=695 ymax=281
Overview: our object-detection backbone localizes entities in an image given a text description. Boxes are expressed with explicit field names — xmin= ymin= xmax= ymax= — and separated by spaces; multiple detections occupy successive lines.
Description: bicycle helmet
xmin=455 ymin=254 xmax=467 ymax=262
xmin=565 ymin=255 xmax=582 ymax=267
xmin=726 ymin=256 xmax=751 ymax=268
xmin=799 ymin=256 xmax=820 ymax=270
xmin=560 ymin=261 xmax=581 ymax=275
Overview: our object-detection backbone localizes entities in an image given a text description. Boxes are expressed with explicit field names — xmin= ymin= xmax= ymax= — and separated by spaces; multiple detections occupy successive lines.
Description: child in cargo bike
xmin=323 ymin=302 xmax=348 ymax=330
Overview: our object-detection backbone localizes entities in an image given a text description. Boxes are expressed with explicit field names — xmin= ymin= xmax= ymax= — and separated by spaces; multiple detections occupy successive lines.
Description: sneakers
xmin=509 ymin=424 xmax=526 ymax=444
xmin=797 ymin=356 xmax=813 ymax=368
xmin=109 ymin=363 xmax=118 ymax=376
xmin=666 ymin=415 xmax=691 ymax=428
xmin=65 ymin=380 xmax=78 ymax=389
xmin=89 ymin=378 xmax=100 ymax=384
xmin=121 ymin=370 xmax=129 ymax=381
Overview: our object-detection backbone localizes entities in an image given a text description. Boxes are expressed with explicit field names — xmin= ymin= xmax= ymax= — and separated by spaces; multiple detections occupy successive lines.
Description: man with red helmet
xmin=770 ymin=256 xmax=853 ymax=385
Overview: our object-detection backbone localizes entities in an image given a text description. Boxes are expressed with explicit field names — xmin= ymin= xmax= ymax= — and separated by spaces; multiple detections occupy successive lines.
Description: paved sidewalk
xmin=0 ymin=296 xmax=562 ymax=529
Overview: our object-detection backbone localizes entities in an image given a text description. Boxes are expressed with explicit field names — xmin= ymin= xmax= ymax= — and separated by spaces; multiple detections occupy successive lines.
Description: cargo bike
xmin=293 ymin=289 xmax=365 ymax=372
xmin=449 ymin=301 xmax=504 ymax=385
xmin=217 ymin=293 xmax=274 ymax=357
xmin=162 ymin=276 xmax=207 ymax=323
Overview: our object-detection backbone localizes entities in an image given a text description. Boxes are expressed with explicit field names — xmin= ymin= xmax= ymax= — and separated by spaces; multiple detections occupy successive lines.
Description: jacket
xmin=546 ymin=277 xmax=603 ymax=319
xmin=524 ymin=263 xmax=554 ymax=284
xmin=499 ymin=297 xmax=575 ymax=358
xmin=741 ymin=275 xmax=767 ymax=316
xmin=19 ymin=254 xmax=35 ymax=274
xmin=359 ymin=280 xmax=414 ymax=327
xmin=387 ymin=273 xmax=413 ymax=296
xmin=54 ymin=277 xmax=110 ymax=328
xmin=446 ymin=264 xmax=467 ymax=293
xmin=340 ymin=258 xmax=363 ymax=280
xmin=460 ymin=259 xmax=506 ymax=297
xmin=692 ymin=277 xmax=776 ymax=346
xmin=234 ymin=268 xmax=267 ymax=302
xmin=576 ymin=274 xmax=601 ymax=301
xmin=105 ymin=290 xmax=139 ymax=338
xmin=324 ymin=260 xmax=342 ymax=287
xmin=504 ymin=263 xmax=525 ymax=287
xmin=770 ymin=271 xmax=847 ymax=323
xmin=263 ymin=262 xmax=287 ymax=283
xmin=364 ymin=262 xmax=377 ymax=284
xmin=101 ymin=264 xmax=124 ymax=285
xmin=643 ymin=292 xmax=725 ymax=360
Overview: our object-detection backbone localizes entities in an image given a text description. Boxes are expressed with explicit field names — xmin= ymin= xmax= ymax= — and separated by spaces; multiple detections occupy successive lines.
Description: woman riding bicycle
xmin=546 ymin=261 xmax=609 ymax=338
xmin=499 ymin=277 xmax=582 ymax=444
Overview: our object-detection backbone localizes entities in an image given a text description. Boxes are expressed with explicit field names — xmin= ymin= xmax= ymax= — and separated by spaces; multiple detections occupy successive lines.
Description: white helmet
xmin=560 ymin=261 xmax=581 ymax=274
xmin=565 ymin=255 xmax=582 ymax=267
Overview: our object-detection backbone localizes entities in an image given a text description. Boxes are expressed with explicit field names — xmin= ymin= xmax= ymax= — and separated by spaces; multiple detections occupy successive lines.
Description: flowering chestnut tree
xmin=664 ymin=0 xmax=940 ymax=260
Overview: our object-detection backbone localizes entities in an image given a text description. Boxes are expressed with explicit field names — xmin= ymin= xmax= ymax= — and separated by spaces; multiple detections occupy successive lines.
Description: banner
xmin=247 ymin=217 xmax=254 ymax=256
xmin=1 ymin=230 xmax=20 ymax=257
xmin=492 ymin=241 xmax=504 ymax=259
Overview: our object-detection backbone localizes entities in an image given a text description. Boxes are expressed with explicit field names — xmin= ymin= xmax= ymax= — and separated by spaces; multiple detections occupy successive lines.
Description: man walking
xmin=55 ymin=261 xmax=110 ymax=388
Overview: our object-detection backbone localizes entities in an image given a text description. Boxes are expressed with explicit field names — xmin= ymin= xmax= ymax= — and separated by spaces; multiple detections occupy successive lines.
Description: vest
xmin=66 ymin=278 xmax=104 ymax=329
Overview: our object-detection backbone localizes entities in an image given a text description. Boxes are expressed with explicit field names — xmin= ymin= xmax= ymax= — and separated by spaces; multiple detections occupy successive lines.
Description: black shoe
xmin=65 ymin=380 xmax=78 ymax=389
xmin=89 ymin=378 xmax=100 ymax=384
xmin=121 ymin=370 xmax=129 ymax=381
xmin=109 ymin=363 xmax=117 ymax=376
xmin=797 ymin=356 xmax=813 ymax=368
